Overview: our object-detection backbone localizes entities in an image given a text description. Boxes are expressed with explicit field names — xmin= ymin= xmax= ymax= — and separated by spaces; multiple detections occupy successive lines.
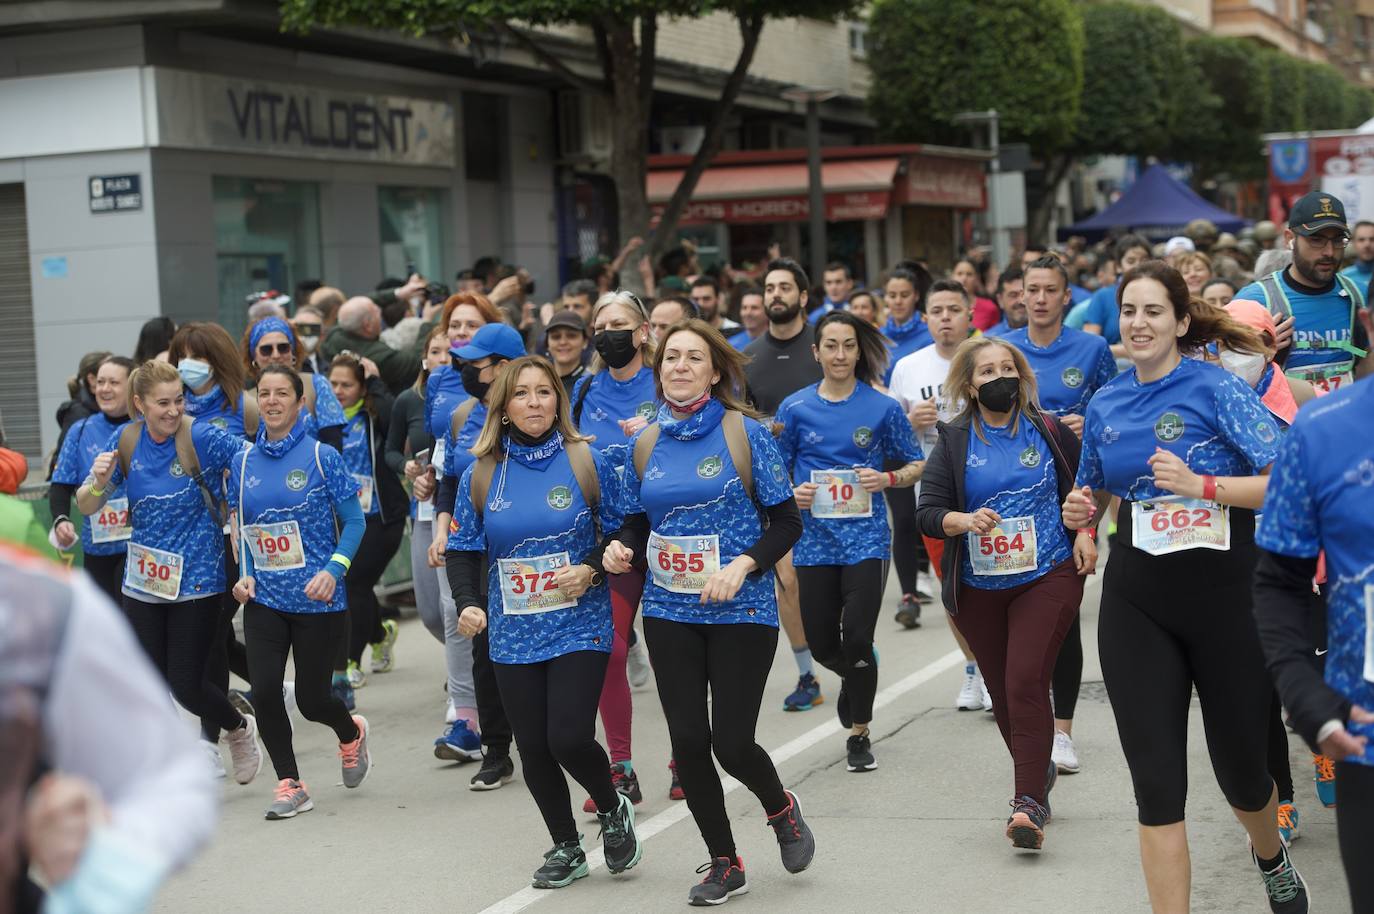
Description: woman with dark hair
xmin=845 ymin=289 xmax=883 ymax=328
xmin=133 ymin=316 xmax=176 ymax=365
xmin=881 ymin=265 xmax=933 ymax=384
xmin=1063 ymin=261 xmax=1308 ymax=913
xmin=776 ymin=311 xmax=924 ymax=773
xmin=241 ymin=316 xmax=347 ymax=454
xmin=952 ymin=258 xmax=1001 ymax=332
xmin=48 ymin=350 xmax=112 ymax=479
xmin=603 ymin=318 xmax=810 ymax=906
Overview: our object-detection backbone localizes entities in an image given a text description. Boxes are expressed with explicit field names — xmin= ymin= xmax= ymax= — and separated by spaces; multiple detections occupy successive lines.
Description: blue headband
xmin=250 ymin=316 xmax=296 ymax=352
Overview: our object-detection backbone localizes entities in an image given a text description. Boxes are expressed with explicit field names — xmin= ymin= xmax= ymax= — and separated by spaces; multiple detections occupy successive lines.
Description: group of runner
xmin=28 ymin=188 xmax=1374 ymax=912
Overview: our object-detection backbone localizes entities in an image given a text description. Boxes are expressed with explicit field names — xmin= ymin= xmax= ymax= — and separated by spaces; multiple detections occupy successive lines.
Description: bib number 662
xmin=1150 ymin=508 xmax=1212 ymax=532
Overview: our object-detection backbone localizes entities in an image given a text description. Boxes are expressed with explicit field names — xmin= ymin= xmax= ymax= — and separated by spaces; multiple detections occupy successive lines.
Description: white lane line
xmin=476 ymin=647 xmax=967 ymax=914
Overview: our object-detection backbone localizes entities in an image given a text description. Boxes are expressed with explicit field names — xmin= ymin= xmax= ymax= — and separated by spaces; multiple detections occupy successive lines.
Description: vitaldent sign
xmin=153 ymin=68 xmax=455 ymax=166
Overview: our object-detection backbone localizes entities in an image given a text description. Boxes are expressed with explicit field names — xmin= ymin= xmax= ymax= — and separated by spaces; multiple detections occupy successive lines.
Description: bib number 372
xmin=498 ymin=552 xmax=576 ymax=615
xmin=1131 ymin=498 xmax=1230 ymax=556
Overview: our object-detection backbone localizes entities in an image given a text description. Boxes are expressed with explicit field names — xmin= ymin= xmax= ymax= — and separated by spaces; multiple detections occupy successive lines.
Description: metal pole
xmin=988 ymin=110 xmax=1005 ymax=266
xmin=806 ymin=98 xmax=826 ymax=284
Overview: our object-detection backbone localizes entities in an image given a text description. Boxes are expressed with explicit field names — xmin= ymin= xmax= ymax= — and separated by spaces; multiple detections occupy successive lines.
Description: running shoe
xmin=626 ymin=636 xmax=652 ymax=688
xmin=331 ymin=675 xmax=355 ymax=712
xmin=201 ymin=739 xmax=226 ymax=780
xmin=764 ymin=790 xmax=815 ymax=874
xmin=1044 ymin=759 xmax=1058 ymax=817
xmin=1312 ymin=754 xmax=1336 ymax=808
xmin=846 ymin=732 xmax=877 ymax=773
xmin=228 ymin=688 xmax=255 ymax=719
xmin=370 ymin=618 xmax=399 ymax=673
xmin=532 ymin=838 xmax=588 ymax=889
xmin=1052 ymin=730 xmax=1081 ymax=774
xmin=224 ymin=714 xmax=263 ymax=785
xmin=264 ymin=778 xmax=313 ymax=820
xmin=1006 ymin=796 xmax=1049 ymax=850
xmin=915 ymin=571 xmax=936 ymax=604
xmin=583 ymin=762 xmax=644 ymax=813
xmin=1277 ymin=800 xmax=1300 ymax=847
xmin=782 ymin=672 xmax=823 ymax=712
xmin=893 ymin=593 xmax=921 ymax=629
xmin=956 ymin=664 xmax=984 ymax=711
xmin=470 ymin=753 xmax=515 ymax=791
xmin=668 ymin=759 xmax=685 ymax=801
xmin=836 ymin=683 xmax=852 ymax=729
xmin=1252 ymin=842 xmax=1309 ymax=914
xmin=345 ymin=660 xmax=367 ymax=689
xmin=598 ymin=792 xmax=643 ymax=874
xmin=434 ymin=719 xmax=483 ymax=762
xmin=688 ymin=856 xmax=748 ymax=906
xmin=982 ymin=679 xmax=994 ymax=712
xmin=339 ymin=714 xmax=371 ymax=789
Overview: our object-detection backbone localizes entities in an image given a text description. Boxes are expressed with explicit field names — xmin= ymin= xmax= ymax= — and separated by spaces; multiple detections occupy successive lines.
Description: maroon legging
xmin=598 ymin=567 xmax=645 ymax=763
xmin=952 ymin=560 xmax=1083 ymax=805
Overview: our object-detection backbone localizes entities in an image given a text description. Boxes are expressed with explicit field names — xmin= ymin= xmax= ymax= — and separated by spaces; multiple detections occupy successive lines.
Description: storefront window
xmin=213 ymin=177 xmax=321 ymax=336
xmin=379 ymin=186 xmax=446 ymax=282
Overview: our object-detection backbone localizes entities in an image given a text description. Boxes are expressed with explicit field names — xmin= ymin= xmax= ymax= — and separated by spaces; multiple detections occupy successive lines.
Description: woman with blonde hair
xmin=1171 ymin=250 xmax=1214 ymax=297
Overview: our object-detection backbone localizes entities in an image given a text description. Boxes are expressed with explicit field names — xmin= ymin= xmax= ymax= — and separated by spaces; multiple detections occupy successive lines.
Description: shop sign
xmin=652 ymin=190 xmax=890 ymax=225
xmin=88 ymin=174 xmax=142 ymax=213
xmin=1267 ymin=134 xmax=1374 ymax=224
xmin=899 ymin=155 xmax=986 ymax=209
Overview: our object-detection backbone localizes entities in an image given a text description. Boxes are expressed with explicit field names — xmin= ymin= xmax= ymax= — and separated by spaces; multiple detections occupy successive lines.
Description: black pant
xmin=123 ymin=594 xmax=241 ymax=735
xmin=885 ymin=478 xmax=923 ymax=594
xmin=1051 ymin=613 xmax=1082 ymax=721
xmin=1337 ymin=761 xmax=1374 ymax=913
xmin=644 ymin=617 xmax=789 ymax=859
xmin=346 ymin=516 xmax=406 ymax=664
xmin=796 ymin=559 xmax=887 ymax=724
xmin=1266 ymin=690 xmax=1295 ymax=802
xmin=243 ymin=602 xmax=359 ymax=781
xmin=82 ymin=552 xmax=125 ymax=606
xmin=1098 ymin=505 xmax=1273 ymax=825
xmin=495 ymin=651 xmax=618 ymax=843
xmin=203 ymin=540 xmax=251 ymax=741
xmin=473 ymin=628 xmax=513 ymax=755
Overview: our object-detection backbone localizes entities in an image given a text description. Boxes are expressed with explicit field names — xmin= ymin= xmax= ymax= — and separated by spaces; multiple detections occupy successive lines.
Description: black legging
xmin=1051 ymin=614 xmax=1082 ymax=721
xmin=82 ymin=553 xmax=125 ymax=607
xmin=243 ymin=602 xmax=359 ymax=782
xmin=885 ymin=471 xmax=924 ymax=595
xmin=473 ymin=627 xmax=513 ymax=756
xmin=495 ymin=651 xmax=618 ymax=843
xmin=123 ymin=594 xmax=242 ymax=735
xmin=796 ymin=559 xmax=887 ymax=724
xmin=1266 ymin=691 xmax=1295 ymax=802
xmin=346 ymin=516 xmax=406 ymax=664
xmin=1098 ymin=504 xmax=1274 ymax=825
xmin=1337 ymin=761 xmax=1374 ymax=913
xmin=203 ymin=539 xmax=251 ymax=741
xmin=644 ymin=617 xmax=789 ymax=859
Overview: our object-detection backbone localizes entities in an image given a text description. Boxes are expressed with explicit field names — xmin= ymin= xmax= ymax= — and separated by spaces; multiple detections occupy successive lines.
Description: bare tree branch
xmin=493 ymin=21 xmax=607 ymax=97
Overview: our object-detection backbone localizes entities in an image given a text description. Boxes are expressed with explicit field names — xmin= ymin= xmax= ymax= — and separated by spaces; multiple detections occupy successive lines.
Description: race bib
xmin=1364 ymin=584 xmax=1374 ymax=684
xmin=354 ymin=474 xmax=374 ymax=513
xmin=242 ymin=521 xmax=306 ymax=571
xmin=1287 ymin=362 xmax=1354 ymax=396
xmin=810 ymin=469 xmax=872 ymax=519
xmin=498 ymin=552 xmax=576 ymax=615
xmin=1131 ymin=498 xmax=1230 ymax=556
xmin=967 ymin=516 xmax=1038 ymax=577
xmin=124 ymin=542 xmax=184 ymax=600
xmin=90 ymin=497 xmax=132 ymax=544
xmin=416 ymin=497 xmax=434 ymax=523
xmin=649 ymin=532 xmax=720 ymax=594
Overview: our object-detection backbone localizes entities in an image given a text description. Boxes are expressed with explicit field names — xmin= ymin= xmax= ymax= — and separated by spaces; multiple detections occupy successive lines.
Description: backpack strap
xmin=572 ymin=374 xmax=594 ymax=426
xmin=1336 ymin=271 xmax=1367 ymax=311
xmin=300 ymin=372 xmax=317 ymax=417
xmin=116 ymin=423 xmax=142 ymax=478
xmin=175 ymin=416 xmax=226 ymax=525
xmin=632 ymin=423 xmax=661 ymax=480
xmin=721 ymin=409 xmax=753 ymax=498
xmin=242 ymin=391 xmax=260 ymax=439
xmin=565 ymin=438 xmax=602 ymax=541
xmin=449 ymin=397 xmax=478 ymax=441
xmin=1258 ymin=270 xmax=1291 ymax=321
xmin=469 ymin=454 xmax=497 ymax=515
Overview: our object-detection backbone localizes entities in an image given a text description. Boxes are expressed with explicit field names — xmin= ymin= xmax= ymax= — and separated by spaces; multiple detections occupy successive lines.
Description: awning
xmin=648 ymin=157 xmax=900 ymax=225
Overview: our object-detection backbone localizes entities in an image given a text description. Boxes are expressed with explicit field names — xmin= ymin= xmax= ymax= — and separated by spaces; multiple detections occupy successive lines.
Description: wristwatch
xmin=585 ymin=566 xmax=603 ymax=588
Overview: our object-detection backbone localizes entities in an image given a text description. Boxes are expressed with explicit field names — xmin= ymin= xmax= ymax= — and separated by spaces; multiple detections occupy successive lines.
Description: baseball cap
xmin=1287 ymin=192 xmax=1348 ymax=236
xmin=1164 ymin=236 xmax=1195 ymax=256
xmin=452 ymin=322 xmax=526 ymax=361
xmin=543 ymin=310 xmax=587 ymax=336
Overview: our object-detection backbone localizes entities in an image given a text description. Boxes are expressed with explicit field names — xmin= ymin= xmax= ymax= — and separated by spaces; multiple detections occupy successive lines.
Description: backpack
xmin=1257 ymin=269 xmax=1369 ymax=365
xmin=117 ymin=416 xmax=226 ymax=525
xmin=242 ymin=375 xmax=315 ymax=439
xmin=632 ymin=409 xmax=754 ymax=499
xmin=449 ymin=396 xmax=479 ymax=441
xmin=469 ymin=438 xmax=603 ymax=538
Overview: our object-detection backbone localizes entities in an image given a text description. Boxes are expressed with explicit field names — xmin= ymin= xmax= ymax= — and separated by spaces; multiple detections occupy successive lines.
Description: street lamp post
xmin=783 ymin=86 xmax=839 ymax=284
xmin=953 ymin=109 xmax=1005 ymax=266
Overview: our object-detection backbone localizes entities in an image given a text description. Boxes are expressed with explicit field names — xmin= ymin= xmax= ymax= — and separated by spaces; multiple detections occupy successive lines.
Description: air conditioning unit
xmin=658 ymin=126 xmax=705 ymax=155
xmin=557 ymin=90 xmax=613 ymax=161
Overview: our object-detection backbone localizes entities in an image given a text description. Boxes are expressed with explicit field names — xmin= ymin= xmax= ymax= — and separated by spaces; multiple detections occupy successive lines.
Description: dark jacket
xmin=320 ymin=319 xmax=438 ymax=396
xmin=915 ymin=409 xmax=1080 ymax=615
xmin=358 ymin=377 xmax=409 ymax=525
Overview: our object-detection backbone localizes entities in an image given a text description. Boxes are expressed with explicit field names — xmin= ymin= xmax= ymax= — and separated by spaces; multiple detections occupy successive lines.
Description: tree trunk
xmin=1027 ymin=153 xmax=1074 ymax=248
xmin=604 ymin=21 xmax=652 ymax=295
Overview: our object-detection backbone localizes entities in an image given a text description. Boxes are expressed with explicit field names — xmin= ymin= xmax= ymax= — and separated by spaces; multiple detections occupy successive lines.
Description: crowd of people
xmin=9 ymin=188 xmax=1373 ymax=913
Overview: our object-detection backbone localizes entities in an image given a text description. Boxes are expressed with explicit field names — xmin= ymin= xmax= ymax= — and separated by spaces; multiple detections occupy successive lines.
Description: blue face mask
xmin=177 ymin=358 xmax=212 ymax=390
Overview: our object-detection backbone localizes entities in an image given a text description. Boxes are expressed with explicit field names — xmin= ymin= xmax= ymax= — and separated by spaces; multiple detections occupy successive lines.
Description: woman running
xmin=329 ymin=353 xmax=406 ymax=685
xmin=50 ymin=355 xmax=135 ymax=602
xmin=776 ymin=311 xmax=924 ymax=772
xmin=916 ymin=337 xmax=1094 ymax=850
xmin=241 ymin=316 xmax=347 ymax=452
xmin=75 ymin=359 xmax=262 ymax=785
xmin=1062 ymin=260 xmax=1308 ymax=913
xmin=571 ymin=289 xmax=660 ymax=808
xmin=227 ymin=365 xmax=371 ymax=820
xmin=445 ymin=355 xmax=641 ymax=887
xmin=604 ymin=318 xmax=811 ymax=906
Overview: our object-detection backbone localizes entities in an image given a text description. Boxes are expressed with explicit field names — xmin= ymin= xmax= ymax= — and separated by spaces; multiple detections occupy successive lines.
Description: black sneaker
xmin=1006 ymin=795 xmax=1049 ymax=850
xmin=893 ymin=594 xmax=921 ymax=629
xmin=1253 ymin=843 xmax=1309 ymax=914
xmin=836 ymin=683 xmax=852 ymax=729
xmin=765 ymin=790 xmax=815 ymax=873
xmin=469 ymin=753 xmax=515 ymax=791
xmin=228 ymin=688 xmax=255 ymax=719
xmin=846 ymin=732 xmax=877 ymax=772
xmin=688 ymin=856 xmax=748 ymax=906
xmin=1044 ymin=758 xmax=1058 ymax=817
xmin=531 ymin=838 xmax=588 ymax=889
xmin=597 ymin=793 xmax=642 ymax=875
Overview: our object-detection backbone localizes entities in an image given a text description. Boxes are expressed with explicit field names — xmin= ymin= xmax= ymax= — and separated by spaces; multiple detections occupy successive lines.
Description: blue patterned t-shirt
xmin=51 ymin=412 xmax=129 ymax=557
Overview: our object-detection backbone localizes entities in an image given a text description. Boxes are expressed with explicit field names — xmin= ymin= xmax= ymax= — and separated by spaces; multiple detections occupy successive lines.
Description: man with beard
xmin=1233 ymin=192 xmax=1373 ymax=393
xmin=984 ymin=266 xmax=1027 ymax=338
xmin=690 ymin=276 xmax=740 ymax=334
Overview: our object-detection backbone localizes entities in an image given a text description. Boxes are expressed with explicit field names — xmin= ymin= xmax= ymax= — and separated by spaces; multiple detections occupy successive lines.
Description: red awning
xmin=647 ymin=158 xmax=900 ymax=225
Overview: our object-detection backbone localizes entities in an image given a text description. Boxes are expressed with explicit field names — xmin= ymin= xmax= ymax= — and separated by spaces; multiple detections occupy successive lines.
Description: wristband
xmin=1202 ymin=475 xmax=1217 ymax=502
xmin=1077 ymin=528 xmax=1096 ymax=537
xmin=886 ymin=471 xmax=897 ymax=488
xmin=89 ymin=484 xmax=105 ymax=497
xmin=53 ymin=514 xmax=71 ymax=529
xmin=329 ymin=552 xmax=352 ymax=572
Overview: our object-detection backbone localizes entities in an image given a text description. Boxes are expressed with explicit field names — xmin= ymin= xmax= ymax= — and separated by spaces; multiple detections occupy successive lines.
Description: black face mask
xmin=594 ymin=329 xmax=639 ymax=369
xmin=975 ymin=376 xmax=1020 ymax=413
xmin=507 ymin=423 xmax=556 ymax=447
xmin=460 ymin=363 xmax=490 ymax=400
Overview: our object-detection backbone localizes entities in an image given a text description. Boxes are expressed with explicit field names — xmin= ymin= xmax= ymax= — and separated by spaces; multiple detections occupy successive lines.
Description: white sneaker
xmin=202 ymin=739 xmax=226 ymax=780
xmin=956 ymin=666 xmax=983 ymax=711
xmin=445 ymin=698 xmax=459 ymax=724
xmin=626 ymin=637 xmax=652 ymax=688
xmin=1052 ymin=730 xmax=1081 ymax=774
xmin=981 ymin=678 xmax=993 ymax=712
xmin=225 ymin=714 xmax=264 ymax=785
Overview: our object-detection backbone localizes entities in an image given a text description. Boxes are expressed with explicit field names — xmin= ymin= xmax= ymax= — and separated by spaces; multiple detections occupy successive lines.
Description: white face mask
xmin=1220 ymin=348 xmax=1266 ymax=387
xmin=299 ymin=335 xmax=319 ymax=354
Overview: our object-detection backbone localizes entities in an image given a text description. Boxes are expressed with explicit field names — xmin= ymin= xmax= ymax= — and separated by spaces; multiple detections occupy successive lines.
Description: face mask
xmin=1220 ymin=348 xmax=1266 ymax=387
xmin=299 ymin=336 xmax=319 ymax=354
xmin=975 ymin=375 xmax=1020 ymax=413
xmin=177 ymin=358 xmax=212 ymax=390
xmin=460 ymin=362 xmax=490 ymax=400
xmin=594 ymin=329 xmax=639 ymax=369
xmin=665 ymin=388 xmax=711 ymax=412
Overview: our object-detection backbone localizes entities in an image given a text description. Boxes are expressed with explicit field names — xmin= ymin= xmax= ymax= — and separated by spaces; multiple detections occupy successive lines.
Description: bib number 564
xmin=978 ymin=532 xmax=1026 ymax=555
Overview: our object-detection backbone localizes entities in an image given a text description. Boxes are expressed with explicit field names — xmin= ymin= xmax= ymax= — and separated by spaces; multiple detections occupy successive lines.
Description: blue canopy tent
xmin=1059 ymin=164 xmax=1249 ymax=242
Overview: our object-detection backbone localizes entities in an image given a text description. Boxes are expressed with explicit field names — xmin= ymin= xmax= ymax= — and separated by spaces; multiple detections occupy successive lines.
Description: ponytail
xmin=1181 ymin=298 xmax=1265 ymax=356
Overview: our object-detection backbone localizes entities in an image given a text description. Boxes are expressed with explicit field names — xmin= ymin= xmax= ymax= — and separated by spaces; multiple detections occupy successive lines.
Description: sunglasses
xmin=257 ymin=342 xmax=293 ymax=357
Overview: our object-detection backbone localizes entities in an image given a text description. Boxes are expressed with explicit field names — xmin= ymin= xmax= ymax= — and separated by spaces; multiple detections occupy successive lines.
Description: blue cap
xmin=452 ymin=322 xmax=526 ymax=361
